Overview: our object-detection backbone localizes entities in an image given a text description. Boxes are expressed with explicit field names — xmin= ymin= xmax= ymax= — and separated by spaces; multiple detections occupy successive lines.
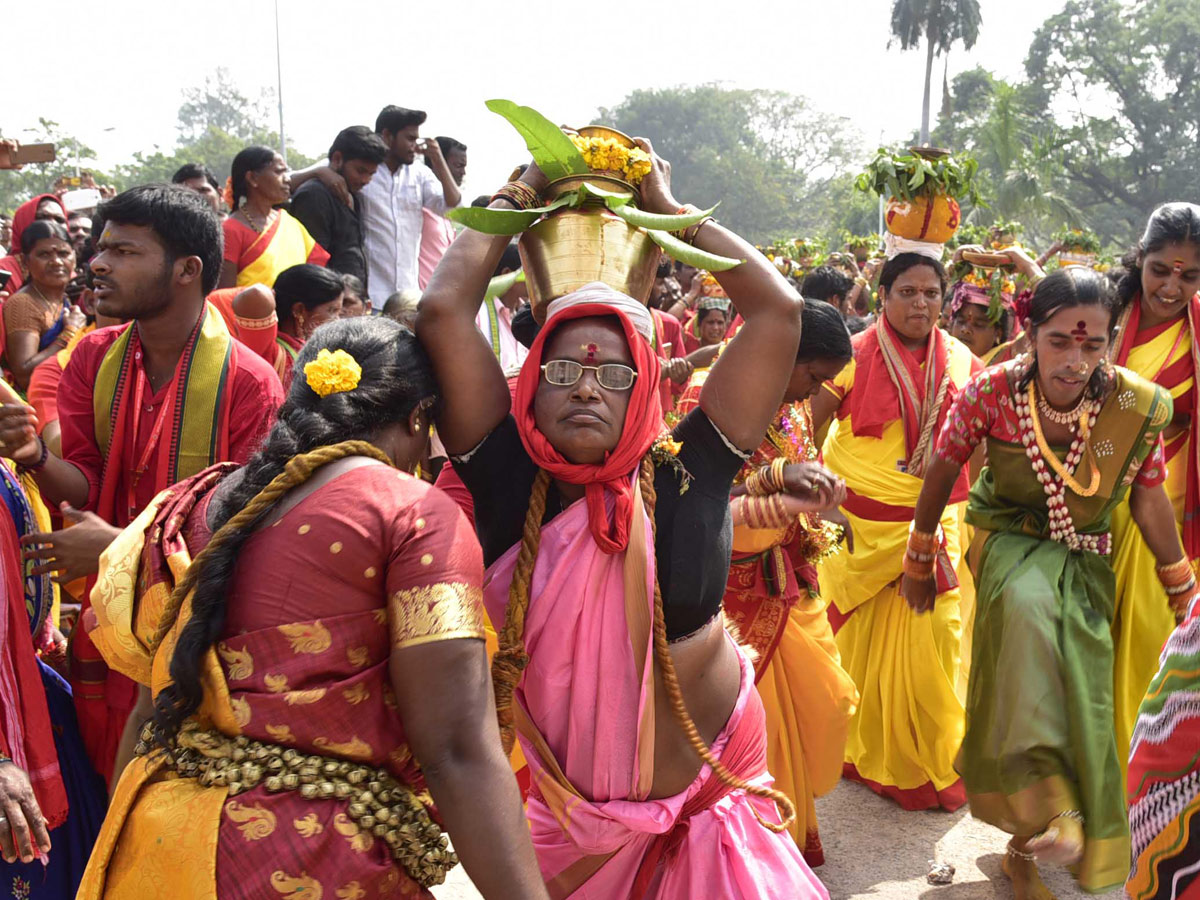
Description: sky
xmin=5 ymin=0 xmax=1067 ymax=202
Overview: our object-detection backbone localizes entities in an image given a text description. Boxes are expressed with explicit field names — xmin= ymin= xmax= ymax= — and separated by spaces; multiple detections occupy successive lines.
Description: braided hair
xmin=492 ymin=457 xmax=797 ymax=832
xmin=149 ymin=317 xmax=440 ymax=749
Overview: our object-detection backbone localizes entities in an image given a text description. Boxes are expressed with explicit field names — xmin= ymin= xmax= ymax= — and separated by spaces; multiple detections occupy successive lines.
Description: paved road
xmin=434 ymin=779 xmax=1116 ymax=899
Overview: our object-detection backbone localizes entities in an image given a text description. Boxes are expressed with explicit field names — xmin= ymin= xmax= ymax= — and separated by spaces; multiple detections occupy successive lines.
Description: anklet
xmin=1007 ymin=845 xmax=1036 ymax=862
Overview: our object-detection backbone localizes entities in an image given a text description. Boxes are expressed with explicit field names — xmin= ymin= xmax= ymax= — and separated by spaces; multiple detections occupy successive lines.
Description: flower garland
xmin=1014 ymin=373 xmax=1109 ymax=554
xmin=569 ymin=135 xmax=653 ymax=185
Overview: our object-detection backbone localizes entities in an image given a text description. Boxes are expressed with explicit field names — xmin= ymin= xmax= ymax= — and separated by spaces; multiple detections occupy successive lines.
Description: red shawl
xmin=0 ymin=505 xmax=67 ymax=831
xmin=0 ymin=194 xmax=69 ymax=293
xmin=1114 ymin=293 xmax=1200 ymax=557
xmin=847 ymin=315 xmax=951 ymax=475
xmin=513 ymin=302 xmax=663 ymax=554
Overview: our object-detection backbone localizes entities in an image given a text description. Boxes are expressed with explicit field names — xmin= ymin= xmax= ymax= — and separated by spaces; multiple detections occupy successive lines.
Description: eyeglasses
xmin=540 ymin=359 xmax=638 ymax=390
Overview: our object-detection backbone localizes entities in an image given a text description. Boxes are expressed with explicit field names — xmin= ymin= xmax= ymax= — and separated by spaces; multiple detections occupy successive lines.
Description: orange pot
xmin=885 ymin=194 xmax=961 ymax=243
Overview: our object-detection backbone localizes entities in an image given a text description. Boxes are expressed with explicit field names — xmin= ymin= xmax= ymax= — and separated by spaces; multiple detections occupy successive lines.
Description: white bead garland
xmin=1014 ymin=382 xmax=1110 ymax=555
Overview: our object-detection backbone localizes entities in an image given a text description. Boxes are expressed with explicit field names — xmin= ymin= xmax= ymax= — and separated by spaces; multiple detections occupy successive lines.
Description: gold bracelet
xmin=903 ymin=553 xmax=936 ymax=580
xmin=768 ymin=458 xmax=787 ymax=493
xmin=768 ymin=492 xmax=789 ymax=528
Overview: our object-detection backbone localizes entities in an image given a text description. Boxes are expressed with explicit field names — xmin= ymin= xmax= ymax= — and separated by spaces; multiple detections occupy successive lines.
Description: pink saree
xmin=483 ymin=481 xmax=828 ymax=899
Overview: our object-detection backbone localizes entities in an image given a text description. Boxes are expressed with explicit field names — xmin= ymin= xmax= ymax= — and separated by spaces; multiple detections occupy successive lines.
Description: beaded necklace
xmin=1014 ymin=373 xmax=1109 ymax=554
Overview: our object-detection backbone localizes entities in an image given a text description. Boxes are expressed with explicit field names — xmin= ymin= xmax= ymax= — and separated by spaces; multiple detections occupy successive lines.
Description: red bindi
xmin=583 ymin=343 xmax=599 ymax=363
xmin=1070 ymin=320 xmax=1090 ymax=342
xmin=1173 ymin=258 xmax=1185 ymax=275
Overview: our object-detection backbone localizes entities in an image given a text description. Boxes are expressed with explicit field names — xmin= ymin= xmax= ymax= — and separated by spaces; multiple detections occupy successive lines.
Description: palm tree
xmin=890 ymin=0 xmax=983 ymax=145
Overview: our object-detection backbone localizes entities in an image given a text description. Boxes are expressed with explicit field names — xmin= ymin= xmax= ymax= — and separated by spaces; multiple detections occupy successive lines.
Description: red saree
xmin=80 ymin=462 xmax=485 ymax=898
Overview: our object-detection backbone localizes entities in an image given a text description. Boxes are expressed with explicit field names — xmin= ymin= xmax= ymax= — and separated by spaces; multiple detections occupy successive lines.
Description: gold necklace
xmin=28 ymin=282 xmax=63 ymax=311
xmin=240 ymin=206 xmax=275 ymax=233
xmin=1027 ymin=383 xmax=1101 ymax=497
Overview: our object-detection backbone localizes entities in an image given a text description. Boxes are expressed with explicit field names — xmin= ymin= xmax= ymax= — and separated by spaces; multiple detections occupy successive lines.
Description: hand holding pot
xmin=633 ymin=138 xmax=678 ymax=215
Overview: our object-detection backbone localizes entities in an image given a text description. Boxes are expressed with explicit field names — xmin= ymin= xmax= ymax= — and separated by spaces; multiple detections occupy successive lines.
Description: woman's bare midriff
xmin=647 ymin=616 xmax=743 ymax=799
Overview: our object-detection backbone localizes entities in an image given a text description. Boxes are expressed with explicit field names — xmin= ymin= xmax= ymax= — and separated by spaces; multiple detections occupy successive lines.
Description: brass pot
xmin=576 ymin=124 xmax=637 ymax=148
xmin=543 ymin=174 xmax=636 ymax=204
xmin=519 ymin=207 xmax=661 ymax=323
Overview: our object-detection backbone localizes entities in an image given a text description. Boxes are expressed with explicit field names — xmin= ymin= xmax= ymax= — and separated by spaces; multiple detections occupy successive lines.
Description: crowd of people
xmin=0 ymin=104 xmax=1197 ymax=900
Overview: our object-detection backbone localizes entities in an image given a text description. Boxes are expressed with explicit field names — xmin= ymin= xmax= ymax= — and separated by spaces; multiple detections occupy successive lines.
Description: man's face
xmin=446 ymin=148 xmax=468 ymax=186
xmin=181 ymin=177 xmax=222 ymax=213
xmin=89 ymin=221 xmax=178 ymax=320
xmin=68 ymin=216 xmax=92 ymax=255
xmin=386 ymin=124 xmax=421 ymax=165
xmin=333 ymin=155 xmax=381 ymax=194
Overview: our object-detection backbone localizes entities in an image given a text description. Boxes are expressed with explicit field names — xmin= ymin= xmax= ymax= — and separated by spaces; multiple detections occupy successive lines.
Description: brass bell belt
xmin=136 ymin=723 xmax=458 ymax=888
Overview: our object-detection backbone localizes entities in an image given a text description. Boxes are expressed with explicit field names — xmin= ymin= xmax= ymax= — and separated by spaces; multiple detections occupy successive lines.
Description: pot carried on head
xmin=521 ymin=129 xmax=661 ymax=320
xmin=885 ymin=194 xmax=962 ymax=244
xmin=449 ymin=101 xmax=742 ymax=323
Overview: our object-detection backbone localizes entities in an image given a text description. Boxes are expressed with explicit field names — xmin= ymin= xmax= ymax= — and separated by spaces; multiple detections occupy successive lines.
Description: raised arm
xmin=415 ymin=173 xmax=548 ymax=455
xmin=634 ymin=140 xmax=804 ymax=450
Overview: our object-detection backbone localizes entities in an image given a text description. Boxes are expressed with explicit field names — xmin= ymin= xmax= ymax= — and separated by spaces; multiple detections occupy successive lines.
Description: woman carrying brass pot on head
xmin=416 ymin=141 xmax=829 ymax=897
xmin=77 ymin=317 xmax=549 ymax=899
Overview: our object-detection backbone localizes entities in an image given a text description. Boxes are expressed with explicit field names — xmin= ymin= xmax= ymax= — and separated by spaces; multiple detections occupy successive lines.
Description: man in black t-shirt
xmin=290 ymin=125 xmax=386 ymax=288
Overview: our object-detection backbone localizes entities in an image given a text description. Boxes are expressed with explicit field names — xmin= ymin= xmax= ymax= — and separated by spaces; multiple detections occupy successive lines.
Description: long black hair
xmin=151 ymin=317 xmax=440 ymax=748
xmin=1019 ymin=266 xmax=1121 ymax=402
xmin=1115 ymin=202 xmax=1200 ymax=307
xmin=229 ymin=145 xmax=277 ymax=211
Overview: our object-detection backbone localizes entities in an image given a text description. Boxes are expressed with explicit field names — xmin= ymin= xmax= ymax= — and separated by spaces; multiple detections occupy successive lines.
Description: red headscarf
xmin=0 ymin=193 xmax=70 ymax=292
xmin=513 ymin=299 xmax=663 ymax=554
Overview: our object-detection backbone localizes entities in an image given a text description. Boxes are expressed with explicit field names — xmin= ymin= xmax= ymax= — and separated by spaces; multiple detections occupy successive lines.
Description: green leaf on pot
xmin=485 ymin=268 xmax=525 ymax=300
xmin=609 ymin=202 xmax=718 ymax=231
xmin=576 ymin=181 xmax=634 ymax=207
xmin=484 ymin=100 xmax=589 ymax=181
xmin=446 ymin=196 xmax=572 ymax=235
xmin=646 ymin=228 xmax=742 ymax=271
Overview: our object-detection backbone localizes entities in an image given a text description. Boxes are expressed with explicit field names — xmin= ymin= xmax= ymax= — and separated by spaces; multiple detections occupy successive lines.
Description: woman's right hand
xmin=0 ymin=761 xmax=51 ymax=863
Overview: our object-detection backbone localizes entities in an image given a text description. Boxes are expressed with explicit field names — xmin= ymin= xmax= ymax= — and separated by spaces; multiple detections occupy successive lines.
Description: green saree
xmin=942 ymin=364 xmax=1172 ymax=893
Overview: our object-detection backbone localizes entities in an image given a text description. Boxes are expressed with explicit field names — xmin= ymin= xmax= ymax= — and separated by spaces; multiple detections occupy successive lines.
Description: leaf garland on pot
xmin=1052 ymin=225 xmax=1103 ymax=255
xmin=855 ymin=147 xmax=980 ymax=245
xmin=448 ymin=100 xmax=743 ymax=273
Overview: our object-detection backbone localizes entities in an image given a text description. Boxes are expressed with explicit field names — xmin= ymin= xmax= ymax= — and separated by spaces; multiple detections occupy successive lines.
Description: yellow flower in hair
xmin=304 ymin=348 xmax=362 ymax=398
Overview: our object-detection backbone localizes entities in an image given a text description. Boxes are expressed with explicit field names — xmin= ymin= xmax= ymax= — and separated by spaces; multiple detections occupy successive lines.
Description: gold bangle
xmin=768 ymin=458 xmax=787 ymax=493
xmin=768 ymin=492 xmax=789 ymax=528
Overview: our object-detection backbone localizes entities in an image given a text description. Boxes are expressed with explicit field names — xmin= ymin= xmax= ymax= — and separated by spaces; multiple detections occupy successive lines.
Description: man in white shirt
xmin=360 ymin=106 xmax=462 ymax=309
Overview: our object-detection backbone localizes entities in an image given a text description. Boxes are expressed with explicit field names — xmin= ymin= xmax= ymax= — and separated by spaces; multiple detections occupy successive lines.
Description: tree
xmin=0 ymin=119 xmax=112 ymax=217
xmin=112 ymin=68 xmax=312 ymax=193
xmin=1 ymin=70 xmax=313 ymax=215
xmin=930 ymin=69 xmax=1080 ymax=246
xmin=890 ymin=0 xmax=983 ymax=145
xmin=599 ymin=84 xmax=863 ymax=244
xmin=1025 ymin=0 xmax=1200 ymax=238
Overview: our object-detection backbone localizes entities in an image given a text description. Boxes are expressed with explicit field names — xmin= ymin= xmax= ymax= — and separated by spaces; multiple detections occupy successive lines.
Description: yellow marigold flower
xmin=304 ymin=348 xmax=362 ymax=398
xmin=657 ymin=437 xmax=683 ymax=456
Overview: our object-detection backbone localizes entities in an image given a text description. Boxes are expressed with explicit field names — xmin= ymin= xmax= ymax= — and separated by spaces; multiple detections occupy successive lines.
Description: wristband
xmin=17 ymin=437 xmax=48 ymax=474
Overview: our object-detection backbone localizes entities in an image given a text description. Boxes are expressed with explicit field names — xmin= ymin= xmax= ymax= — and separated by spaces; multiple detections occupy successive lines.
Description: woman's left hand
xmin=783 ymin=462 xmax=846 ymax=511
xmin=634 ymin=138 xmax=677 ymax=216
xmin=901 ymin=572 xmax=937 ymax=614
